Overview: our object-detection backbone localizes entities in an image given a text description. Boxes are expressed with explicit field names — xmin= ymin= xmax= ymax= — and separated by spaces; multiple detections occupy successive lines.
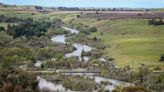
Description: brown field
xmin=80 ymin=11 xmax=164 ymax=19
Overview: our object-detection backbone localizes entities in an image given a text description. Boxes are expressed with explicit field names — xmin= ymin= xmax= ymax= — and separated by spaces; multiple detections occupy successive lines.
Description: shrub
xmin=76 ymin=14 xmax=80 ymax=18
xmin=159 ymin=54 xmax=164 ymax=61
xmin=90 ymin=27 xmax=97 ymax=32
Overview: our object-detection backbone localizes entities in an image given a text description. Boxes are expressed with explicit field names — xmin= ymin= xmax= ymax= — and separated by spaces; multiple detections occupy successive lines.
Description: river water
xmin=65 ymin=43 xmax=92 ymax=61
xmin=62 ymin=27 xmax=79 ymax=34
xmin=37 ymin=76 xmax=75 ymax=92
xmin=38 ymin=68 xmax=133 ymax=92
xmin=51 ymin=35 xmax=66 ymax=43
xmin=56 ymin=68 xmax=132 ymax=92
xmin=37 ymin=27 xmax=133 ymax=92
xmin=51 ymin=27 xmax=92 ymax=61
xmin=34 ymin=60 xmax=42 ymax=67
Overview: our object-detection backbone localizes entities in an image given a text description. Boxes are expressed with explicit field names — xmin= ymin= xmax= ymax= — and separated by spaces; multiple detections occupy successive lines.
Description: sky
xmin=1 ymin=0 xmax=164 ymax=8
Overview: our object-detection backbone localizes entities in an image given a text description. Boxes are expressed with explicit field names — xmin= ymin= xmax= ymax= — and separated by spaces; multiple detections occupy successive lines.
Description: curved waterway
xmin=36 ymin=27 xmax=133 ymax=92
xmin=65 ymin=43 xmax=92 ymax=61
xmin=51 ymin=27 xmax=92 ymax=61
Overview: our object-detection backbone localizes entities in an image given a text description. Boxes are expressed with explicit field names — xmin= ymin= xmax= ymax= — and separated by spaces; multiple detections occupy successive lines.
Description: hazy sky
xmin=1 ymin=0 xmax=164 ymax=8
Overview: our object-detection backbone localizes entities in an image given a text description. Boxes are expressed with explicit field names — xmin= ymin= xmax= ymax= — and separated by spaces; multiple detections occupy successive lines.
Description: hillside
xmin=72 ymin=18 xmax=164 ymax=70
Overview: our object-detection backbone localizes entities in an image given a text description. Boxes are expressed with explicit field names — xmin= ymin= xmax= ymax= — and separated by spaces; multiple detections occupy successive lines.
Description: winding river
xmin=65 ymin=43 xmax=92 ymax=61
xmin=36 ymin=27 xmax=133 ymax=92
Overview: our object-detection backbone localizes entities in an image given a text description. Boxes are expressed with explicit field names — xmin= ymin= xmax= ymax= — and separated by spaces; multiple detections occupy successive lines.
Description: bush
xmin=76 ymin=14 xmax=80 ymax=18
xmin=159 ymin=54 xmax=164 ymax=61
xmin=90 ymin=27 xmax=97 ymax=32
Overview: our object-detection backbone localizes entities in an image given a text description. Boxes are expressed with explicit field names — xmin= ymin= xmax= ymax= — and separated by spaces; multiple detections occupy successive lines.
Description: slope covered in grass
xmin=73 ymin=18 xmax=164 ymax=70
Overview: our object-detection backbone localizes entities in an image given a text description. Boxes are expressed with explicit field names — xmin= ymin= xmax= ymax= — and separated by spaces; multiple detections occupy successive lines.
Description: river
xmin=36 ymin=27 xmax=133 ymax=92
xmin=65 ymin=43 xmax=92 ymax=61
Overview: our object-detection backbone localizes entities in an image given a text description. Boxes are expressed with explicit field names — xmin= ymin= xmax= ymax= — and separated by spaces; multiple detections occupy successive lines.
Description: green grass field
xmin=72 ymin=18 xmax=164 ymax=70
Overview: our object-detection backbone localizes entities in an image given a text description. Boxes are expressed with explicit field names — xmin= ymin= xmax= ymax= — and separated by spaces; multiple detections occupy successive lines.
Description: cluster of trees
xmin=0 ymin=15 xmax=24 ymax=23
xmin=148 ymin=18 xmax=164 ymax=26
xmin=0 ymin=16 xmax=63 ymax=38
xmin=57 ymin=7 xmax=149 ymax=11
xmin=57 ymin=7 xmax=80 ymax=11
xmin=6 ymin=18 xmax=51 ymax=38
xmin=35 ymin=6 xmax=43 ymax=10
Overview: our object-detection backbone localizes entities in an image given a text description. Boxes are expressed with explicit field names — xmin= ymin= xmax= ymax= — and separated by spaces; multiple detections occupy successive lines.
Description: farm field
xmin=80 ymin=11 xmax=164 ymax=19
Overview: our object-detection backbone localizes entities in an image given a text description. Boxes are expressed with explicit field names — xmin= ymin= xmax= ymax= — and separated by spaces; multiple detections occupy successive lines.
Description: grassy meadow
xmin=72 ymin=18 xmax=164 ymax=70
